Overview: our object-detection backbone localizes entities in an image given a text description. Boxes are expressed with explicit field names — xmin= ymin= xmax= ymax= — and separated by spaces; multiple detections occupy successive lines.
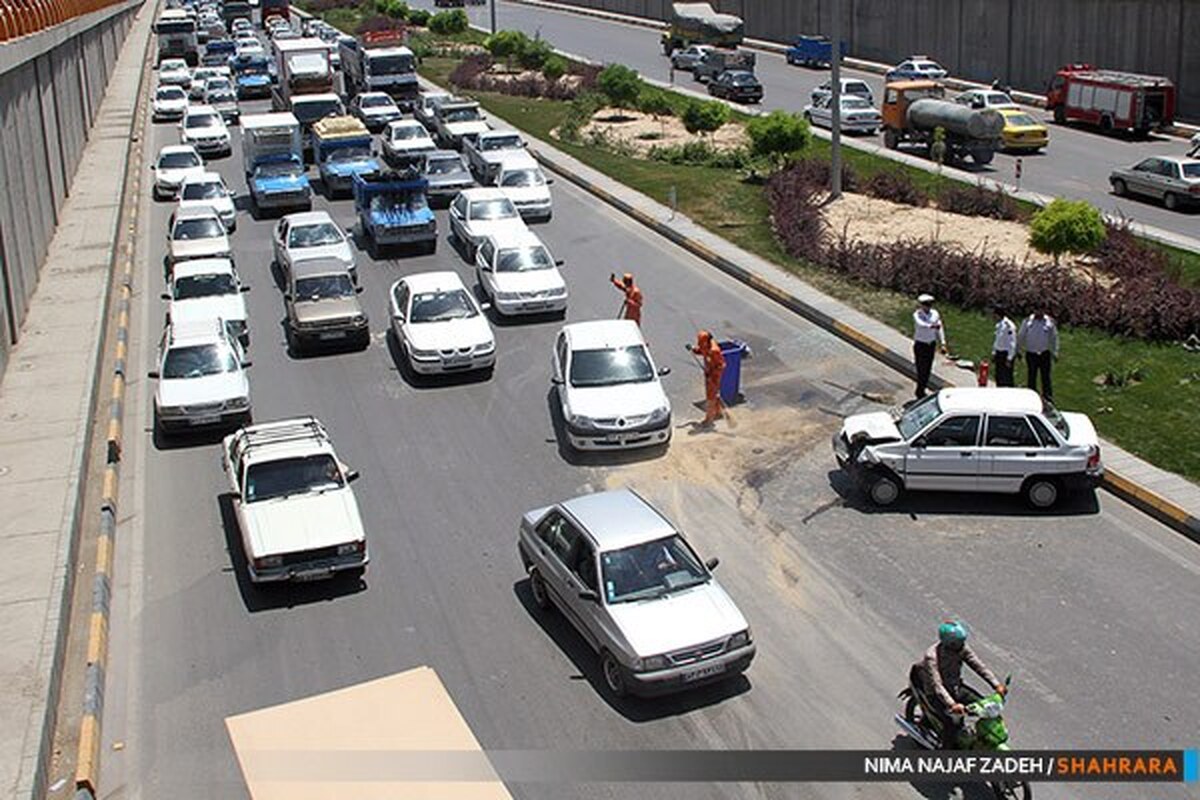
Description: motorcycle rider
xmin=915 ymin=620 xmax=1006 ymax=747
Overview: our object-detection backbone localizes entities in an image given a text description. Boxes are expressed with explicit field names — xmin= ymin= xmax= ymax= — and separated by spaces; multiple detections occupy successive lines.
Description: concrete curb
xmin=70 ymin=9 xmax=153 ymax=799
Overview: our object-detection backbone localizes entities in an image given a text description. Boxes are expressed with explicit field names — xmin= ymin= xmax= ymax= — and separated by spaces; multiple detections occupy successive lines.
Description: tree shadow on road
xmin=511 ymin=578 xmax=750 ymax=723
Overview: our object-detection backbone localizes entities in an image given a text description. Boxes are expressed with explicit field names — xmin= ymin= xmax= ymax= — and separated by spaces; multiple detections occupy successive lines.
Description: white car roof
xmin=562 ymin=319 xmax=645 ymax=351
xmin=386 ymin=119 xmax=426 ymax=132
xmin=172 ymin=257 xmax=235 ymax=279
xmin=486 ymin=227 xmax=546 ymax=251
xmin=559 ymin=489 xmax=677 ymax=551
xmin=156 ymin=85 xmax=187 ymax=95
xmin=283 ymin=210 xmax=336 ymax=226
xmin=185 ymin=104 xmax=221 ymax=117
xmin=495 ymin=151 xmax=539 ymax=171
xmin=166 ymin=317 xmax=228 ymax=346
xmin=159 ymin=144 xmax=200 ymax=157
xmin=936 ymin=387 xmax=1044 ymax=414
xmin=359 ymin=91 xmax=396 ymax=102
xmin=231 ymin=417 xmax=337 ymax=466
xmin=181 ymin=171 xmax=224 ymax=186
xmin=400 ymin=271 xmax=468 ymax=294
xmin=460 ymin=187 xmax=510 ymax=202
xmin=173 ymin=204 xmax=223 ymax=221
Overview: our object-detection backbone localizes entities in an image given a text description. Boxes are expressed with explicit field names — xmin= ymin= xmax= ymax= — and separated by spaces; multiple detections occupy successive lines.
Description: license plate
xmin=318 ymin=331 xmax=346 ymax=340
xmin=190 ymin=414 xmax=221 ymax=426
xmin=524 ymin=302 xmax=548 ymax=311
xmin=446 ymin=356 xmax=471 ymax=366
xmin=682 ymin=662 xmax=726 ymax=682
xmin=294 ymin=568 xmax=332 ymax=582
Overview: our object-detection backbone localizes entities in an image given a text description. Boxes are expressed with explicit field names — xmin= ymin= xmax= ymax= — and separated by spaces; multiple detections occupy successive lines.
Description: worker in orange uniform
xmin=609 ymin=272 xmax=643 ymax=326
xmin=689 ymin=330 xmax=725 ymax=426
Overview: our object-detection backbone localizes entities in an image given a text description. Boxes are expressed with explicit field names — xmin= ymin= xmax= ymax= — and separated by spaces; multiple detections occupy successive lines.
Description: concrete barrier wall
xmin=0 ymin=0 xmax=142 ymax=377
xmin=553 ymin=0 xmax=1198 ymax=121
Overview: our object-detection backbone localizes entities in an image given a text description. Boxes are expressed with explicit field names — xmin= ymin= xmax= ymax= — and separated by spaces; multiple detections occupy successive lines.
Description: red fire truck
xmin=1045 ymin=64 xmax=1175 ymax=135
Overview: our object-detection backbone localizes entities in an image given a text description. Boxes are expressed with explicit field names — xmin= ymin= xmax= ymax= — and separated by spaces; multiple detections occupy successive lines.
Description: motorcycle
xmin=895 ymin=670 xmax=1032 ymax=800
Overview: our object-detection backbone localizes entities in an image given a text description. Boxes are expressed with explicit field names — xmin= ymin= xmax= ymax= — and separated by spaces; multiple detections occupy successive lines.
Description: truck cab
xmin=339 ymin=31 xmax=419 ymax=110
xmin=312 ymin=116 xmax=382 ymax=198
xmin=353 ymin=170 xmax=438 ymax=256
xmin=880 ymin=80 xmax=945 ymax=131
xmin=155 ymin=9 xmax=200 ymax=66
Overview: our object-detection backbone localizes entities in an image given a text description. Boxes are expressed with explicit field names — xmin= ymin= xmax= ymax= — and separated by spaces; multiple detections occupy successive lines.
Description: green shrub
xmin=541 ymin=54 xmax=568 ymax=81
xmin=682 ymin=99 xmax=729 ymax=136
xmin=557 ymin=90 xmax=606 ymax=142
xmin=1029 ymin=199 xmax=1107 ymax=264
xmin=745 ymin=110 xmax=810 ymax=168
xmin=407 ymin=7 xmax=429 ymax=24
xmin=429 ymin=8 xmax=468 ymax=34
xmin=485 ymin=29 xmax=529 ymax=59
xmin=637 ymin=89 xmax=674 ymax=120
xmin=596 ymin=64 xmax=642 ymax=111
xmin=649 ymin=140 xmax=750 ymax=169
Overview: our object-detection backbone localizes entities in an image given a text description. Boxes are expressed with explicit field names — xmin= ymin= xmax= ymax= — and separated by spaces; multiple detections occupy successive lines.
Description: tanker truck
xmin=881 ymin=80 xmax=1002 ymax=165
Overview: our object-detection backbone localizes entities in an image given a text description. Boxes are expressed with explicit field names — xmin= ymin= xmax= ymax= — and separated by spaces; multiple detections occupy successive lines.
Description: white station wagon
xmin=518 ymin=488 xmax=755 ymax=697
xmin=833 ymin=387 xmax=1103 ymax=508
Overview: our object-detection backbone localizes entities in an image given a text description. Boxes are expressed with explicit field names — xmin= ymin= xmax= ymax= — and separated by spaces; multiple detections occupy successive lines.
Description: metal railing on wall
xmin=0 ymin=0 xmax=125 ymax=41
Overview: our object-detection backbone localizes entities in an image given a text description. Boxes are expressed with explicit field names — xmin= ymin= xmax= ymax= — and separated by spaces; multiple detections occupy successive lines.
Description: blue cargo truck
xmin=311 ymin=115 xmax=383 ymax=197
xmin=241 ymin=112 xmax=312 ymax=217
xmin=353 ymin=170 xmax=437 ymax=256
xmin=232 ymin=53 xmax=273 ymax=98
xmin=785 ymin=35 xmax=848 ymax=68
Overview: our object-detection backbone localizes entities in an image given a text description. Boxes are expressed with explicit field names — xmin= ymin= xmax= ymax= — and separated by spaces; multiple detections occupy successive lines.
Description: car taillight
xmin=1087 ymin=446 xmax=1101 ymax=470
xmin=1189 ymin=184 xmax=1200 ymax=194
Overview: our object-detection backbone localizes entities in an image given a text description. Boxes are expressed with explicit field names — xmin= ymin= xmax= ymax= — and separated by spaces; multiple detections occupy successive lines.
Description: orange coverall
xmin=611 ymin=275 xmax=643 ymax=326
xmin=693 ymin=332 xmax=725 ymax=424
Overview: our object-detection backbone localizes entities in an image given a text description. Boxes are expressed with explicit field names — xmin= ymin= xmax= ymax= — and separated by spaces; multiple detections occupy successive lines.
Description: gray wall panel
xmin=35 ymin=53 xmax=67 ymax=218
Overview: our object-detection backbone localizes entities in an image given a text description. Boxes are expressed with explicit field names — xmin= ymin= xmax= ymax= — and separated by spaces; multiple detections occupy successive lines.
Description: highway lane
xmin=407 ymin=0 xmax=1200 ymax=242
xmin=101 ymin=75 xmax=1200 ymax=800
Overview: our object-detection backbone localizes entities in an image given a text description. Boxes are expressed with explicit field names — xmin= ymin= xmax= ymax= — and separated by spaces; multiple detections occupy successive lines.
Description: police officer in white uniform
xmin=912 ymin=293 xmax=946 ymax=399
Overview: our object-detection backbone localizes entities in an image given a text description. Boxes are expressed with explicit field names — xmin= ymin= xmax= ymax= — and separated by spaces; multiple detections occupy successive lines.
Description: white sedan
xmin=179 ymin=105 xmax=232 ymax=156
xmin=803 ymin=94 xmax=883 ymax=135
xmin=153 ymin=85 xmax=189 ymax=121
xmin=177 ymin=171 xmax=236 ymax=231
xmin=158 ymin=58 xmax=192 ymax=86
xmin=389 ymin=271 xmax=495 ymax=375
xmin=382 ymin=119 xmax=436 ymax=165
xmin=447 ymin=188 xmax=527 ymax=260
xmin=167 ymin=205 xmax=232 ymax=269
xmin=163 ymin=257 xmax=250 ymax=345
xmin=271 ymin=211 xmax=357 ymax=284
xmin=474 ymin=228 xmax=567 ymax=316
xmin=152 ymin=144 xmax=206 ymax=200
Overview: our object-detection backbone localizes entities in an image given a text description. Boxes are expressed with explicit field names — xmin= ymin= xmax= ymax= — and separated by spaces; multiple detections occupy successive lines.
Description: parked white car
xmin=810 ymin=77 xmax=875 ymax=106
xmin=153 ymin=85 xmax=190 ymax=121
xmin=833 ymin=387 xmax=1103 ymax=508
xmin=493 ymin=152 xmax=553 ymax=222
xmin=954 ymin=88 xmax=1019 ymax=110
xmin=180 ymin=104 xmax=232 ymax=156
xmin=381 ymin=119 xmax=437 ymax=165
xmin=474 ymin=228 xmax=567 ymax=316
xmin=177 ymin=171 xmax=236 ymax=231
xmin=271 ymin=211 xmax=357 ymax=284
xmin=167 ymin=204 xmax=232 ymax=268
xmin=221 ymin=417 xmax=368 ymax=583
xmin=517 ymin=488 xmax=754 ymax=697
xmin=804 ymin=94 xmax=883 ymax=134
xmin=447 ymin=188 xmax=527 ymax=260
xmin=163 ymin=257 xmax=250 ymax=346
xmin=149 ymin=317 xmax=251 ymax=433
xmin=152 ymin=144 xmax=206 ymax=200
xmin=158 ymin=58 xmax=193 ymax=86
xmin=389 ymin=271 xmax=496 ymax=375
xmin=551 ymin=320 xmax=672 ymax=451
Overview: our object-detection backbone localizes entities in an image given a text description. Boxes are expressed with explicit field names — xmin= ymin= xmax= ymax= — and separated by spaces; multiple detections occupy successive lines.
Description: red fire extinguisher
xmin=978 ymin=359 xmax=990 ymax=386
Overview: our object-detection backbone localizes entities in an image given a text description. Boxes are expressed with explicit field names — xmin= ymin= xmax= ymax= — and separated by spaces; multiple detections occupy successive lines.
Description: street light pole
xmin=490 ymin=0 xmax=497 ymax=34
xmin=829 ymin=0 xmax=842 ymax=200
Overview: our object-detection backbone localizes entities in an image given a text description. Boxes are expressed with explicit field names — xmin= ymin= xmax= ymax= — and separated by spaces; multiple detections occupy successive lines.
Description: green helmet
xmin=939 ymin=619 xmax=969 ymax=646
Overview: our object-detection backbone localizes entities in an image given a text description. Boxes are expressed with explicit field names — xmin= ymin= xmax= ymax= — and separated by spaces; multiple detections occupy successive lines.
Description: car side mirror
xmin=554 ymin=259 xmax=564 ymax=267
xmin=550 ymin=376 xmax=564 ymax=385
xmin=149 ymin=164 xmax=157 ymax=170
xmin=283 ymin=293 xmax=292 ymax=301
xmin=160 ymin=292 xmax=171 ymax=300
xmin=355 ymin=285 xmax=364 ymax=294
xmin=480 ymin=301 xmax=492 ymax=311
xmin=912 ymin=437 xmax=927 ymax=449
xmin=578 ymin=589 xmax=599 ymax=603
xmin=147 ymin=370 xmax=160 ymax=379
xmin=240 ymin=285 xmax=250 ymax=293
xmin=346 ymin=469 xmax=361 ymax=482
xmin=241 ymin=359 xmax=252 ymax=368
xmin=705 ymin=557 xmax=720 ymax=570
xmin=658 ymin=366 xmax=671 ymax=376
xmin=545 ymin=178 xmax=555 ymax=186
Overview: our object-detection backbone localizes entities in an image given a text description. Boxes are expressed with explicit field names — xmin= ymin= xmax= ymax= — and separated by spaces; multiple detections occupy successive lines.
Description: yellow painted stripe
xmin=1103 ymin=471 xmax=1190 ymax=523
xmin=114 ymin=338 xmax=127 ymax=362
xmin=96 ymin=532 xmax=114 ymax=574
xmin=110 ymin=375 xmax=124 ymax=401
xmin=85 ymin=612 xmax=108 ymax=665
xmin=117 ymin=309 xmax=129 ymax=330
xmin=832 ymin=320 xmax=888 ymax=355
xmin=75 ymin=714 xmax=101 ymax=790
xmin=101 ymin=468 xmax=119 ymax=505
xmin=106 ymin=418 xmax=121 ymax=444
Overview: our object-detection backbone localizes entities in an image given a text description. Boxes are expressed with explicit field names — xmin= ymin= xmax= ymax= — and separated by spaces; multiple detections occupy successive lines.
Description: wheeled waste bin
xmin=717 ymin=340 xmax=749 ymax=404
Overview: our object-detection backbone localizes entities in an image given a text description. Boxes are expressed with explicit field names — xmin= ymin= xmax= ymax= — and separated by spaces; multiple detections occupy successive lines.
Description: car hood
xmin=491 ymin=268 xmax=565 ymax=295
xmin=178 ymin=197 xmax=235 ymax=217
xmin=405 ymin=316 xmax=493 ymax=352
xmin=156 ymin=99 xmax=188 ymax=111
xmin=289 ymin=242 xmax=352 ymax=264
xmin=840 ymin=411 xmax=901 ymax=444
xmin=466 ymin=219 xmax=522 ymax=239
xmin=1061 ymin=412 xmax=1099 ymax=447
xmin=606 ymin=582 xmax=747 ymax=658
xmin=170 ymin=294 xmax=247 ymax=324
xmin=565 ymin=380 xmax=668 ymax=420
xmin=426 ymin=171 xmax=473 ymax=188
xmin=158 ymin=166 xmax=206 ymax=186
xmin=501 ymin=185 xmax=551 ymax=204
xmin=389 ymin=139 xmax=436 ymax=152
xmin=242 ymin=489 xmax=366 ymax=558
xmin=238 ymin=73 xmax=271 ymax=84
xmin=158 ymin=370 xmax=247 ymax=407
xmin=293 ymin=296 xmax=363 ymax=324
xmin=170 ymin=237 xmax=231 ymax=260
xmin=183 ymin=126 xmax=229 ymax=140
xmin=443 ymin=120 xmax=489 ymax=136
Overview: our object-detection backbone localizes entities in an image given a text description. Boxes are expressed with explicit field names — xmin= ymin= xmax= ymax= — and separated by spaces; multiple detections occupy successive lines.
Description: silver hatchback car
xmin=518 ymin=488 xmax=754 ymax=698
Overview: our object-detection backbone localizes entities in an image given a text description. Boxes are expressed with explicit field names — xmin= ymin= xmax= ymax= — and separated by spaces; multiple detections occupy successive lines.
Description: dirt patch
xmin=573 ymin=107 xmax=747 ymax=157
xmin=477 ymin=63 xmax=587 ymax=93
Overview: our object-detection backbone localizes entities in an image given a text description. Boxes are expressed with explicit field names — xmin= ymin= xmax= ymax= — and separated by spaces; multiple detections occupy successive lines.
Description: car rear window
xmin=1182 ymin=163 xmax=1200 ymax=178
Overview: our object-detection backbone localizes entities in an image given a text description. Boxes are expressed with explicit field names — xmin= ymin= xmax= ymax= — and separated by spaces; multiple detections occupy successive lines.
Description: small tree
xmin=597 ymin=64 xmax=643 ymax=115
xmin=541 ymin=54 xmax=568 ymax=82
xmin=519 ymin=37 xmax=554 ymax=70
xmin=637 ymin=89 xmax=674 ymax=136
xmin=746 ymin=110 xmax=810 ymax=170
xmin=1029 ymin=198 xmax=1107 ymax=264
xmin=682 ymin=99 xmax=729 ymax=139
xmin=407 ymin=8 xmax=429 ymax=26
xmin=485 ymin=30 xmax=530 ymax=62
xmin=429 ymin=8 xmax=468 ymax=34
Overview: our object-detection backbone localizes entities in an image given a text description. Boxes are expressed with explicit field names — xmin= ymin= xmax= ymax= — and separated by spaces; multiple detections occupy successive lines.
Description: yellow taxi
xmin=997 ymin=108 xmax=1049 ymax=152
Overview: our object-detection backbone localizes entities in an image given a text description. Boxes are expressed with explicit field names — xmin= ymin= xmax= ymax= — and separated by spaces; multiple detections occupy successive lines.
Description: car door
xmin=449 ymin=194 xmax=467 ymax=241
xmin=812 ymin=95 xmax=830 ymax=127
xmin=903 ymin=414 xmax=981 ymax=492
xmin=978 ymin=414 xmax=1044 ymax=493
xmin=536 ymin=512 xmax=597 ymax=646
xmin=272 ymin=218 xmax=289 ymax=271
xmin=475 ymin=238 xmax=495 ymax=298
xmin=569 ymin=537 xmax=617 ymax=653
xmin=1128 ymin=158 xmax=1160 ymax=197
xmin=1157 ymin=159 xmax=1181 ymax=199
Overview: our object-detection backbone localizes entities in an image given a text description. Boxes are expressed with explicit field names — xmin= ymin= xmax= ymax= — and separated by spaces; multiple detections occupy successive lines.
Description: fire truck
xmin=1045 ymin=64 xmax=1175 ymax=135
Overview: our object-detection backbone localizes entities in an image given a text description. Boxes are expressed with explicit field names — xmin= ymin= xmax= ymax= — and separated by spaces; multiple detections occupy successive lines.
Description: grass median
xmin=418 ymin=58 xmax=1200 ymax=483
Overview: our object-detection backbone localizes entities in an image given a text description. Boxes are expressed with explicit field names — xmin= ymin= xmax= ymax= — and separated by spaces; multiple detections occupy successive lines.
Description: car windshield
xmin=361 ymin=95 xmax=394 ymax=108
xmin=1041 ymin=398 xmax=1071 ymax=438
xmin=409 ymin=290 xmax=475 ymax=322
xmin=370 ymin=53 xmax=412 ymax=72
xmin=481 ymin=135 xmax=521 ymax=150
xmin=293 ymin=99 xmax=343 ymax=122
xmin=174 ymin=272 xmax=236 ymax=298
xmin=162 ymin=343 xmax=238 ymax=378
xmin=843 ymin=97 xmax=873 ymax=109
xmin=469 ymin=199 xmax=517 ymax=220
xmin=390 ymin=125 xmax=424 ymax=141
xmin=425 ymin=157 xmax=463 ymax=175
xmin=1182 ymin=163 xmax=1200 ymax=178
xmin=156 ymin=87 xmax=185 ymax=100
xmin=500 ymin=169 xmax=544 ymax=188
xmin=370 ymin=193 xmax=428 ymax=214
xmin=172 ymin=217 xmax=224 ymax=239
xmin=443 ymin=107 xmax=481 ymax=123
xmin=295 ymin=273 xmax=355 ymax=299
xmin=917 ymin=62 xmax=941 ymax=71
xmin=159 ymin=151 xmax=201 ymax=169
xmin=209 ymin=91 xmax=236 ymax=104
xmin=185 ymin=114 xmax=220 ymax=128
xmin=181 ymin=181 xmax=224 ymax=200
xmin=600 ymin=535 xmax=709 ymax=604
xmin=256 ymin=161 xmax=302 ymax=178
xmin=326 ymin=147 xmax=372 ymax=163
xmin=496 ymin=246 xmax=552 ymax=272
xmin=896 ymin=393 xmax=941 ymax=439
xmin=987 ymin=92 xmax=1012 ymax=104
xmin=207 ymin=78 xmax=232 ymax=91
xmin=1005 ymin=112 xmax=1037 ymax=126
xmin=244 ymin=454 xmax=343 ymax=502
xmin=569 ymin=346 xmax=654 ymax=387
xmin=289 ymin=222 xmax=342 ymax=247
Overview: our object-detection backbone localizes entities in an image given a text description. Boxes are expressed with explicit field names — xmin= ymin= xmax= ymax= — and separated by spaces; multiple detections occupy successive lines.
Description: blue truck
xmin=311 ymin=115 xmax=383 ymax=198
xmin=241 ymin=112 xmax=312 ymax=217
xmin=785 ymin=35 xmax=848 ymax=68
xmin=231 ymin=53 xmax=273 ymax=99
xmin=202 ymin=38 xmax=236 ymax=67
xmin=353 ymin=170 xmax=437 ymax=256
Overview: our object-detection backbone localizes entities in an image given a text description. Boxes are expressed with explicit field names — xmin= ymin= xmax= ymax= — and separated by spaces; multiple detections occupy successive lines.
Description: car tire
xmin=1164 ymin=192 xmax=1180 ymax=211
xmin=600 ymin=651 xmax=628 ymax=698
xmin=867 ymin=471 xmax=902 ymax=506
xmin=528 ymin=568 xmax=552 ymax=611
xmin=1022 ymin=476 xmax=1060 ymax=509
xmin=1111 ymin=178 xmax=1127 ymax=197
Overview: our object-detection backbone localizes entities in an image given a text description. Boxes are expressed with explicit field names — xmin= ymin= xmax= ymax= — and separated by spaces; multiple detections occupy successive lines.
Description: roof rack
xmin=231 ymin=416 xmax=330 ymax=456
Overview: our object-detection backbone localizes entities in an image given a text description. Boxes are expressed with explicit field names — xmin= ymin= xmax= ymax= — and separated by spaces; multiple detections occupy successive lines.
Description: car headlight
xmin=337 ymin=541 xmax=364 ymax=556
xmin=495 ymin=290 xmax=521 ymax=301
xmin=157 ymin=403 xmax=186 ymax=417
xmin=648 ymin=406 xmax=670 ymax=424
xmin=351 ymin=314 xmax=367 ymax=325
xmin=409 ymin=347 xmax=438 ymax=360
xmin=475 ymin=340 xmax=495 ymax=355
xmin=567 ymin=412 xmax=593 ymax=429
xmin=223 ymin=396 xmax=250 ymax=410
xmin=253 ymin=555 xmax=283 ymax=569
xmin=727 ymin=629 xmax=752 ymax=650
xmin=633 ymin=655 xmax=669 ymax=672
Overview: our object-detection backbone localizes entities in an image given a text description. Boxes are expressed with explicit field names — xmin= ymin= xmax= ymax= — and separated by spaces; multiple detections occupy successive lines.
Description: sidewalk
xmin=0 ymin=2 xmax=154 ymax=797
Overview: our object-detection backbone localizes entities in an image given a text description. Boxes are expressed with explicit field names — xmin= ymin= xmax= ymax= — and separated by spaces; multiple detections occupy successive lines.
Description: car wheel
xmin=868 ymin=472 xmax=902 ymax=506
xmin=601 ymin=651 xmax=628 ymax=698
xmin=1164 ymin=192 xmax=1180 ymax=211
xmin=528 ymin=568 xmax=551 ymax=610
xmin=1111 ymin=178 xmax=1127 ymax=197
xmin=1023 ymin=476 xmax=1060 ymax=509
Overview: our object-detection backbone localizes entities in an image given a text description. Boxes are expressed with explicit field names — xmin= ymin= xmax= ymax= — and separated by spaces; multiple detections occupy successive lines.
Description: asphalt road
xmin=100 ymin=59 xmax=1200 ymax=800
xmin=407 ymin=0 xmax=1200 ymax=242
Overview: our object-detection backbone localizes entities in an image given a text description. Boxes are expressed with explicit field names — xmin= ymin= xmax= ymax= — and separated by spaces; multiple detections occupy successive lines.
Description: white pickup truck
xmin=432 ymin=99 xmax=490 ymax=150
xmin=222 ymin=417 xmax=369 ymax=583
xmin=463 ymin=129 xmax=527 ymax=184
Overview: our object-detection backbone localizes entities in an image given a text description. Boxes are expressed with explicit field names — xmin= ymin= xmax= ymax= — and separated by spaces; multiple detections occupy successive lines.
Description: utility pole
xmin=829 ymin=0 xmax=842 ymax=199
xmin=490 ymin=0 xmax=497 ymax=34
